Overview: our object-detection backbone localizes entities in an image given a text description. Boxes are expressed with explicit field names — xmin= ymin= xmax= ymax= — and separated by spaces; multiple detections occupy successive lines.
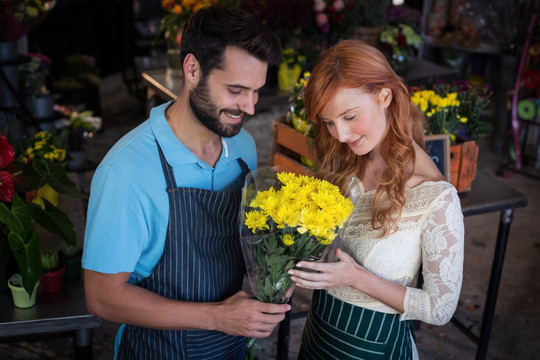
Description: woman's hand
xmin=287 ymin=248 xmax=364 ymax=290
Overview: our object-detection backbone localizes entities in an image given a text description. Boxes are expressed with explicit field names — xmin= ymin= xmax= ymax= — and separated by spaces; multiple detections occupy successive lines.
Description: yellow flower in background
xmin=21 ymin=131 xmax=66 ymax=164
xmin=411 ymin=80 xmax=493 ymax=142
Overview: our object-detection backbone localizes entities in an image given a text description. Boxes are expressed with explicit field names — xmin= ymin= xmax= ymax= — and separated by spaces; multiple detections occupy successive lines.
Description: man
xmin=82 ymin=5 xmax=289 ymax=359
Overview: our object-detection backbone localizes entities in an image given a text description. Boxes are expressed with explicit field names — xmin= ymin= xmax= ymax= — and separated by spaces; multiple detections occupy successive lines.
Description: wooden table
xmin=0 ymin=277 xmax=101 ymax=360
xmin=276 ymin=170 xmax=528 ymax=360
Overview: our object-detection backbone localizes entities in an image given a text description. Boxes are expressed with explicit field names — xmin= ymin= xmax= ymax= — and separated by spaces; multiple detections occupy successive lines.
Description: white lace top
xmin=328 ymin=180 xmax=464 ymax=326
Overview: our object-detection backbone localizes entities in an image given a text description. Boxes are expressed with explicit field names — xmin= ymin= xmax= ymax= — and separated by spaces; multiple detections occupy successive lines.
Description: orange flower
xmin=161 ymin=0 xmax=175 ymax=9
xmin=172 ymin=4 xmax=183 ymax=15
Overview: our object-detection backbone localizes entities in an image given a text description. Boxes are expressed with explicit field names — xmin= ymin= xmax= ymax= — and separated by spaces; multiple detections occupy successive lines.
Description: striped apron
xmin=117 ymin=143 xmax=249 ymax=359
xmin=298 ymin=290 xmax=415 ymax=360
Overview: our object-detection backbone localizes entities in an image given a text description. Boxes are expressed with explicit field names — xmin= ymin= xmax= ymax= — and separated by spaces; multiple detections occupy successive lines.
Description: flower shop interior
xmin=1 ymin=0 xmax=539 ymax=359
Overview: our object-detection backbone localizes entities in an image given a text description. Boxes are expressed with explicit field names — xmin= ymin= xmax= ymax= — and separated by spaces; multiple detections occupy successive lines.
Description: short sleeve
xmin=82 ymin=164 xmax=151 ymax=275
xmin=401 ymin=188 xmax=464 ymax=325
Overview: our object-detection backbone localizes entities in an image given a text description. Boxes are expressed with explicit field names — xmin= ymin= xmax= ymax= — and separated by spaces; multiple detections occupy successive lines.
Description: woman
xmin=287 ymin=40 xmax=464 ymax=359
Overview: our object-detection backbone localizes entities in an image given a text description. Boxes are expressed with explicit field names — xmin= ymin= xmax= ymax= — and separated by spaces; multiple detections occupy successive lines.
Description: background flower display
xmin=159 ymin=0 xmax=229 ymax=46
xmin=411 ymin=80 xmax=493 ymax=143
xmin=277 ymin=48 xmax=306 ymax=91
xmin=386 ymin=3 xmax=422 ymax=33
xmin=0 ymin=0 xmax=56 ymax=42
xmin=312 ymin=0 xmax=356 ymax=46
xmin=18 ymin=53 xmax=52 ymax=97
xmin=53 ymin=105 xmax=102 ymax=150
xmin=380 ymin=23 xmax=422 ymax=75
xmin=0 ymin=132 xmax=86 ymax=298
xmin=287 ymin=71 xmax=312 ymax=135
xmin=240 ymin=169 xmax=354 ymax=359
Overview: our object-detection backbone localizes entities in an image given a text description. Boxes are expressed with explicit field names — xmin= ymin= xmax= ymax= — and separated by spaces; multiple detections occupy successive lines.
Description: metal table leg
xmin=73 ymin=328 xmax=93 ymax=360
xmin=476 ymin=208 xmax=514 ymax=360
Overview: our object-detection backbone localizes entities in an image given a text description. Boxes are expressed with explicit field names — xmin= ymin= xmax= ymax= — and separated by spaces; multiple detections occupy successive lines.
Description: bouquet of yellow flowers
xmin=239 ymin=168 xmax=355 ymax=359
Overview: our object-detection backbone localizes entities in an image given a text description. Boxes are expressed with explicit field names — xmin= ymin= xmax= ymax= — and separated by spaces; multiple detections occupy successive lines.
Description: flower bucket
xmin=0 ymin=41 xmax=19 ymax=108
xmin=278 ymin=63 xmax=302 ymax=91
xmin=39 ymin=262 xmax=66 ymax=293
xmin=25 ymin=94 xmax=55 ymax=119
xmin=8 ymin=274 xmax=39 ymax=308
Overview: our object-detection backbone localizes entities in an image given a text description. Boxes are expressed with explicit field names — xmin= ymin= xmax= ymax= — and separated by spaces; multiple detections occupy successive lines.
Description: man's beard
xmin=189 ymin=76 xmax=246 ymax=138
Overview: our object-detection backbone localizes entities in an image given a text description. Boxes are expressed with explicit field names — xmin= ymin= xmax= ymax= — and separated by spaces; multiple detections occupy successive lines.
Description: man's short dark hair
xmin=180 ymin=4 xmax=282 ymax=77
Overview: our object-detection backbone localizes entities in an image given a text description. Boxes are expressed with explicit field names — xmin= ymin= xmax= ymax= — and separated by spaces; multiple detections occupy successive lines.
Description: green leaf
xmin=29 ymin=199 xmax=77 ymax=246
xmin=0 ymin=196 xmax=32 ymax=241
xmin=32 ymin=159 xmax=88 ymax=199
xmin=8 ymin=231 xmax=41 ymax=296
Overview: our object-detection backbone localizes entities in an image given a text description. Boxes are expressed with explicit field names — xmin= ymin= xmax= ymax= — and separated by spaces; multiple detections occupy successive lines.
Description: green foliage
xmin=1 ymin=134 xmax=87 ymax=296
xmin=40 ymin=250 xmax=59 ymax=271
xmin=356 ymin=0 xmax=392 ymax=28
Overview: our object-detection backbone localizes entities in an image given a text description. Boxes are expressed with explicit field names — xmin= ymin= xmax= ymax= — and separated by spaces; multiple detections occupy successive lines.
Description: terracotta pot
xmin=39 ymin=262 xmax=66 ymax=293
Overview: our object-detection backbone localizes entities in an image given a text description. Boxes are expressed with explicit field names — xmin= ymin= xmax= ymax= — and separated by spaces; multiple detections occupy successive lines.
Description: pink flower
xmin=316 ymin=13 xmax=328 ymax=27
xmin=332 ymin=0 xmax=345 ymax=12
xmin=313 ymin=0 xmax=326 ymax=13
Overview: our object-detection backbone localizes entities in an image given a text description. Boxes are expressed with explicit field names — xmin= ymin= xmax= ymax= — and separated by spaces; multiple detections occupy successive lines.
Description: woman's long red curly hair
xmin=304 ymin=39 xmax=426 ymax=236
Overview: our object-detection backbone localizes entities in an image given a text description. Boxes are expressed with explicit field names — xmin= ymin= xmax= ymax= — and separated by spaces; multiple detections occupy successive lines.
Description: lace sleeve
xmin=401 ymin=188 xmax=464 ymax=325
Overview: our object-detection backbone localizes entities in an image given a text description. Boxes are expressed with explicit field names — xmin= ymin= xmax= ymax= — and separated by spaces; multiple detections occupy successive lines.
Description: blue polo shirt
xmin=82 ymin=101 xmax=257 ymax=283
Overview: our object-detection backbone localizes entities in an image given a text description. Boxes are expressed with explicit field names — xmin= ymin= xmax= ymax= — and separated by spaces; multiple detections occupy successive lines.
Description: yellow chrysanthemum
xmin=244 ymin=211 xmax=269 ymax=233
xmin=282 ymin=233 xmax=295 ymax=246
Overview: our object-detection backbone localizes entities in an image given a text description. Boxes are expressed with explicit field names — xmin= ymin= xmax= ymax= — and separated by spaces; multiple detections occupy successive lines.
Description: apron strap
xmin=157 ymin=142 xmax=177 ymax=189
xmin=156 ymin=140 xmax=251 ymax=190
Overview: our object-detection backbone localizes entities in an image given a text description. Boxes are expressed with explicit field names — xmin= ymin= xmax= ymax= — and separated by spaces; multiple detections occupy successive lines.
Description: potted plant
xmin=0 ymin=0 xmax=56 ymax=108
xmin=0 ymin=132 xmax=87 ymax=301
xmin=7 ymin=273 xmax=39 ymax=308
xmin=410 ymin=80 xmax=494 ymax=191
xmin=51 ymin=53 xmax=101 ymax=116
xmin=379 ymin=23 xmax=422 ymax=75
xmin=39 ymin=250 xmax=65 ymax=293
xmin=353 ymin=0 xmax=392 ymax=47
xmin=53 ymin=105 xmax=102 ymax=170
xmin=18 ymin=53 xmax=55 ymax=120
xmin=59 ymin=239 xmax=82 ymax=280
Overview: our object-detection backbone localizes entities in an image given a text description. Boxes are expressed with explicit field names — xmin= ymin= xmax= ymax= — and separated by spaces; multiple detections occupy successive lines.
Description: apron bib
xmin=118 ymin=142 xmax=249 ymax=359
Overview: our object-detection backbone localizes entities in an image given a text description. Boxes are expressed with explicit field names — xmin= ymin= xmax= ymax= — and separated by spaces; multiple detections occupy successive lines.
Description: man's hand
xmin=213 ymin=291 xmax=291 ymax=338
